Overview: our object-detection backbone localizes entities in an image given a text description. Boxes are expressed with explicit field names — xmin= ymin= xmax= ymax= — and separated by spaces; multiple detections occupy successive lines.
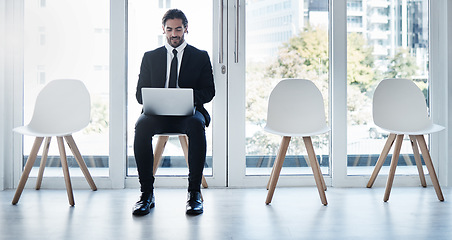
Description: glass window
xmin=23 ymin=0 xmax=110 ymax=177
xmin=245 ymin=0 xmax=330 ymax=176
xmin=346 ymin=0 xmax=429 ymax=175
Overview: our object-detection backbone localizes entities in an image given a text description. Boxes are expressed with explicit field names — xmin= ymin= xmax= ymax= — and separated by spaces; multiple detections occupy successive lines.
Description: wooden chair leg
xmin=36 ymin=137 xmax=51 ymax=190
xmin=409 ymin=135 xmax=427 ymax=187
xmin=179 ymin=135 xmax=208 ymax=188
xmin=313 ymin=154 xmax=327 ymax=191
xmin=153 ymin=135 xmax=169 ymax=176
xmin=266 ymin=157 xmax=276 ymax=190
xmin=416 ymin=135 xmax=444 ymax=201
xmin=179 ymin=135 xmax=189 ymax=161
xmin=57 ymin=137 xmax=75 ymax=206
xmin=367 ymin=133 xmax=396 ymax=188
xmin=266 ymin=136 xmax=290 ymax=205
xmin=64 ymin=135 xmax=97 ymax=191
xmin=12 ymin=137 xmax=44 ymax=205
xmin=384 ymin=134 xmax=404 ymax=202
xmin=296 ymin=146 xmax=326 ymax=191
xmin=303 ymin=136 xmax=327 ymax=206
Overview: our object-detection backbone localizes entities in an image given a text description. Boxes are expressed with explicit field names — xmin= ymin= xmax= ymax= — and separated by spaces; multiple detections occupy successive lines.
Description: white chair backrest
xmin=26 ymin=79 xmax=91 ymax=136
xmin=373 ymin=78 xmax=434 ymax=133
xmin=264 ymin=79 xmax=329 ymax=136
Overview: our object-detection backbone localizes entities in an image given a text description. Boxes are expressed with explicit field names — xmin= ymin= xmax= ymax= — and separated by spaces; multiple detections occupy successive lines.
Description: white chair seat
xmin=264 ymin=125 xmax=330 ymax=137
xmin=378 ymin=123 xmax=444 ymax=136
xmin=13 ymin=125 xmax=74 ymax=137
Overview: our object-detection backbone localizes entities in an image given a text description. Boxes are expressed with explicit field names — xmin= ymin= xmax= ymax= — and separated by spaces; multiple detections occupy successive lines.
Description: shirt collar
xmin=164 ymin=41 xmax=187 ymax=55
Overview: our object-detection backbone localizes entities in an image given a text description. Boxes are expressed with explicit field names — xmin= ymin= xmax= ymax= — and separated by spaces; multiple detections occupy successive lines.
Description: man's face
xmin=163 ymin=18 xmax=187 ymax=48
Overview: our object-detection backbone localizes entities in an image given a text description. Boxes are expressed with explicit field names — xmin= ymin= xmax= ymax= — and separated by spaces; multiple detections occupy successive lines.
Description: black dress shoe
xmin=132 ymin=192 xmax=155 ymax=216
xmin=186 ymin=191 xmax=203 ymax=215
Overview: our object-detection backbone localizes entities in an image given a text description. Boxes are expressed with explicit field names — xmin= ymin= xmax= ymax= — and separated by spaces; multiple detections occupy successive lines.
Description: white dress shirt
xmin=164 ymin=41 xmax=187 ymax=88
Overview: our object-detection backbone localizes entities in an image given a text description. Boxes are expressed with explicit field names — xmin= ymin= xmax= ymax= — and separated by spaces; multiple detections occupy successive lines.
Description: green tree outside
xmin=246 ymin=26 xmax=422 ymax=156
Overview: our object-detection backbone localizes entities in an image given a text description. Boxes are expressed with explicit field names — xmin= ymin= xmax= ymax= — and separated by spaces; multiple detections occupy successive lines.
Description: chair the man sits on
xmin=153 ymin=133 xmax=208 ymax=188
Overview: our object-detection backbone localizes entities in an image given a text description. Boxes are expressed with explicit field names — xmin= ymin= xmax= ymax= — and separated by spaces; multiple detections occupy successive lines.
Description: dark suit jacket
xmin=136 ymin=44 xmax=215 ymax=126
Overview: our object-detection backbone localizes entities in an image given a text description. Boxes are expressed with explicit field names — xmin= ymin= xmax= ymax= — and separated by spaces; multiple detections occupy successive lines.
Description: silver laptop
xmin=141 ymin=88 xmax=195 ymax=116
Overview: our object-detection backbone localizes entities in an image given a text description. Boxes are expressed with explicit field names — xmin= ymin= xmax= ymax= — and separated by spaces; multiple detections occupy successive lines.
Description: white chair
xmin=367 ymin=78 xmax=445 ymax=202
xmin=264 ymin=79 xmax=329 ymax=206
xmin=153 ymin=134 xmax=208 ymax=188
xmin=12 ymin=79 xmax=97 ymax=206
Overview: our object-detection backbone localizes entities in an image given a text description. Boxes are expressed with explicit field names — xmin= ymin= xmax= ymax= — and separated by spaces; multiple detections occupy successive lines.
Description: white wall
xmin=448 ymin=0 xmax=452 ymax=187
xmin=430 ymin=0 xmax=450 ymax=187
xmin=1 ymin=0 xmax=20 ymax=190
xmin=0 ymin=0 xmax=5 ymax=190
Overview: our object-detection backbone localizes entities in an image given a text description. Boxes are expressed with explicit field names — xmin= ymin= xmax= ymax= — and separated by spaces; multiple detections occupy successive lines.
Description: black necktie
xmin=169 ymin=49 xmax=178 ymax=88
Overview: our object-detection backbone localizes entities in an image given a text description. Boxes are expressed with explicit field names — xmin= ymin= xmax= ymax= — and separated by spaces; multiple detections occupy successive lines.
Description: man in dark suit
xmin=132 ymin=9 xmax=215 ymax=216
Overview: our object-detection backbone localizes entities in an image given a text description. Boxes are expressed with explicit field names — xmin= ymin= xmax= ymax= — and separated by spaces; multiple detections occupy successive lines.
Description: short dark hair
xmin=162 ymin=9 xmax=188 ymax=28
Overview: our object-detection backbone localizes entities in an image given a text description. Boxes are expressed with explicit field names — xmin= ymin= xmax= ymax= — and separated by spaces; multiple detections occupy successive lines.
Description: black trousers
xmin=133 ymin=110 xmax=207 ymax=193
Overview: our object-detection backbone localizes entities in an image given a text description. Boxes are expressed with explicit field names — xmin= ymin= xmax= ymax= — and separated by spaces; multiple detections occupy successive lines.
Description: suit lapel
xmin=155 ymin=47 xmax=167 ymax=87
xmin=179 ymin=45 xmax=192 ymax=86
